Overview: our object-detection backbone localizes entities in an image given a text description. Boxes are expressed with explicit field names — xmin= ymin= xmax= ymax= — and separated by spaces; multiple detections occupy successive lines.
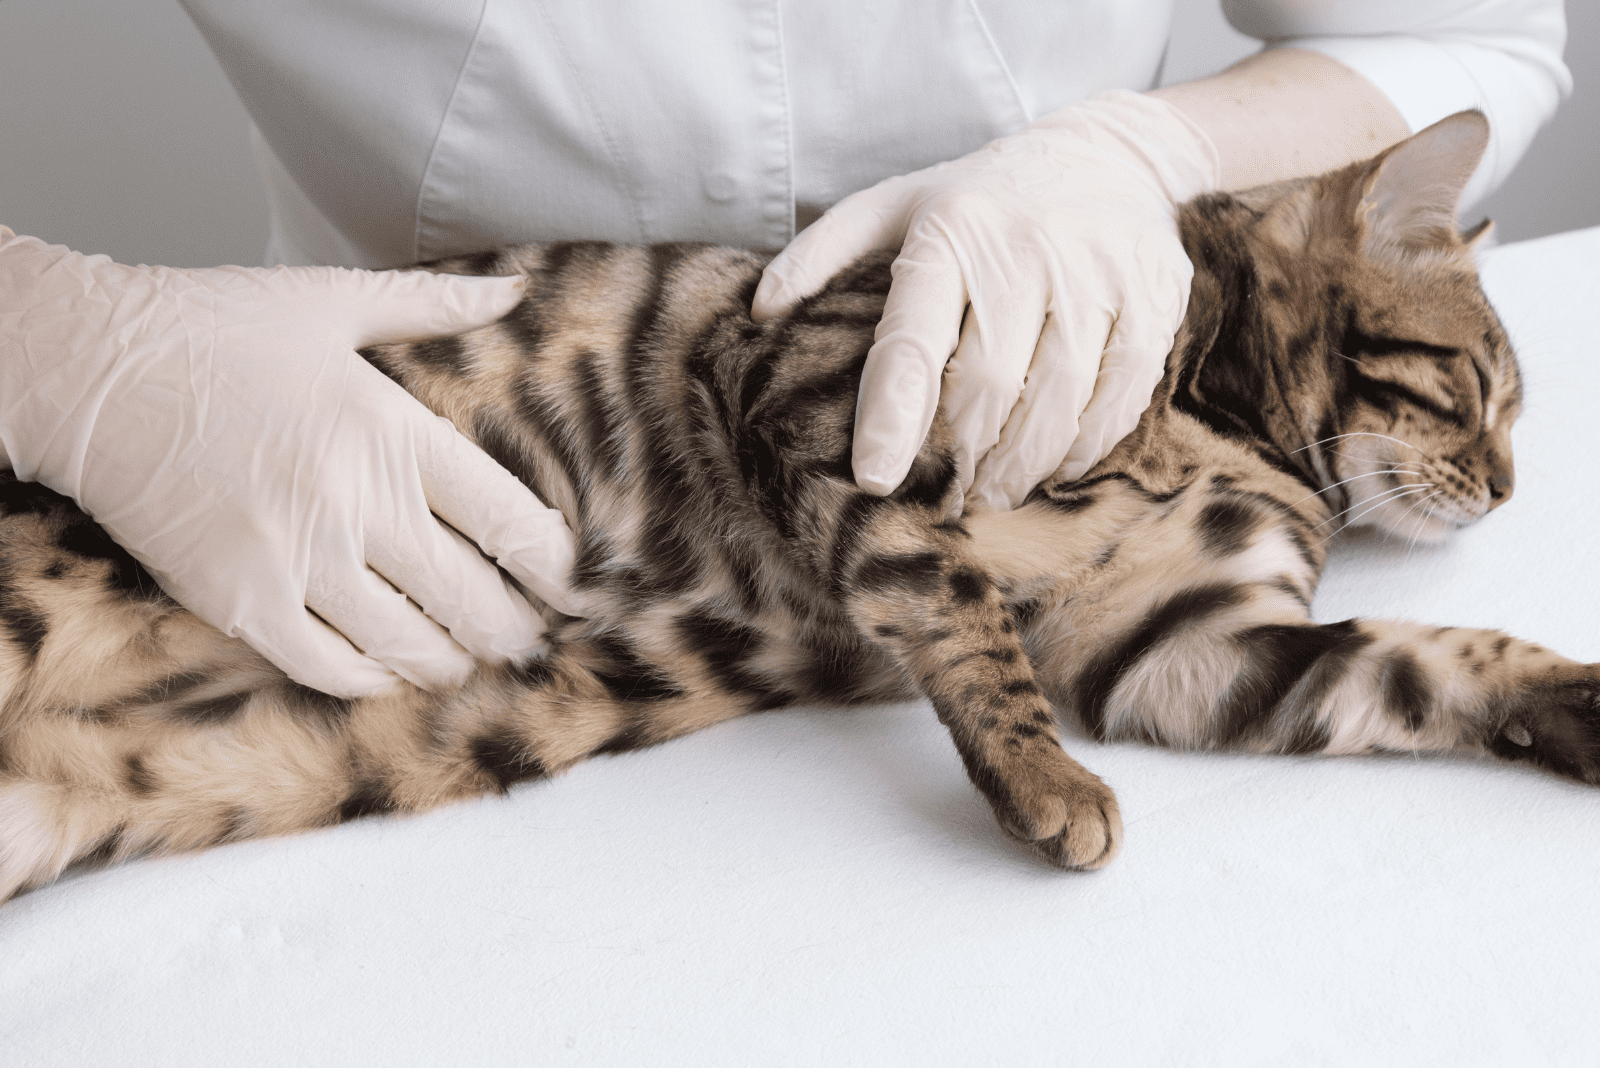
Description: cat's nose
xmin=1486 ymin=463 xmax=1514 ymax=508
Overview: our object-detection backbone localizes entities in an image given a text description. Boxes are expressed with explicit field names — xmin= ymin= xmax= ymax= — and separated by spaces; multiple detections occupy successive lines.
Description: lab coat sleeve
xmin=1221 ymin=0 xmax=1572 ymax=207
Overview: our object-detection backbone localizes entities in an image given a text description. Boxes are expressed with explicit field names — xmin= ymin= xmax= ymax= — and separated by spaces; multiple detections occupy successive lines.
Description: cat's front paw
xmin=983 ymin=749 xmax=1123 ymax=870
xmin=1489 ymin=664 xmax=1600 ymax=783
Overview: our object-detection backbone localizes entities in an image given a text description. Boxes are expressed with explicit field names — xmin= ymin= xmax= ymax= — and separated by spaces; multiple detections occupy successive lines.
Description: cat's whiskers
xmin=1292 ymin=434 xmax=1347 ymax=488
xmin=1294 ymin=433 xmax=1436 ymax=522
xmin=1293 ymin=431 xmax=1426 ymax=458
xmin=1290 ymin=470 xmax=1385 ymax=511
xmin=1313 ymin=486 xmax=1400 ymax=532
xmin=1400 ymin=490 xmax=1449 ymax=564
xmin=1317 ymin=483 xmax=1436 ymax=532
xmin=1341 ymin=485 xmax=1436 ymax=531
xmin=1294 ymin=433 xmax=1348 ymax=488
xmin=1379 ymin=462 xmax=1434 ymax=487
xmin=1313 ymin=481 xmax=1424 ymax=529
xmin=1290 ymin=462 xmax=1429 ymax=518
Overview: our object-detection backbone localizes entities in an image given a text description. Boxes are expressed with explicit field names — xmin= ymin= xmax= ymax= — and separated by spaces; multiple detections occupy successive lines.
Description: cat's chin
xmin=1369 ymin=506 xmax=1469 ymax=545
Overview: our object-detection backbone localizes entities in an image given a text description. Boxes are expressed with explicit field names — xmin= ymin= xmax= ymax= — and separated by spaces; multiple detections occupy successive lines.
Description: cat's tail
xmin=0 ymin=639 xmax=742 ymax=901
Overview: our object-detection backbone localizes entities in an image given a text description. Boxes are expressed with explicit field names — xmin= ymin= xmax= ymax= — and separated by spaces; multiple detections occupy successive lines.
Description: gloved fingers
xmin=231 ymin=607 xmax=406 ymax=701
xmin=364 ymin=501 xmax=548 ymax=666
xmin=938 ymin=279 xmax=1050 ymax=494
xmin=305 ymin=553 xmax=482 ymax=693
xmin=1053 ymin=270 xmax=1190 ymax=484
xmin=751 ymin=178 xmax=913 ymax=320
xmin=251 ymin=265 xmax=527 ymax=349
xmin=127 ymin=519 xmax=408 ymax=700
xmin=414 ymin=412 xmax=590 ymax=619
xmin=969 ymin=297 xmax=1112 ymax=511
xmin=326 ymin=405 xmax=550 ymax=672
xmin=851 ymin=228 xmax=969 ymax=495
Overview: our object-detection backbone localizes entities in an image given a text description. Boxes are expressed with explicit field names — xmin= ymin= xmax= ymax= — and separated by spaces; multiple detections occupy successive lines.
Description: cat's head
xmin=1208 ymin=111 xmax=1521 ymax=544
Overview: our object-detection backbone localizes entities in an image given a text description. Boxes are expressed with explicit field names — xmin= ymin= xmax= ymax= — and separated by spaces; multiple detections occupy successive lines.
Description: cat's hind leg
xmin=0 ymin=632 xmax=769 ymax=900
xmin=1287 ymin=620 xmax=1600 ymax=778
xmin=1028 ymin=568 xmax=1600 ymax=780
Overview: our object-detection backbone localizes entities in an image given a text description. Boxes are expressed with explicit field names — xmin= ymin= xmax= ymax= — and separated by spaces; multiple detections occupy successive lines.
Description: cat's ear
xmin=1461 ymin=218 xmax=1496 ymax=250
xmin=1358 ymin=111 xmax=1490 ymax=257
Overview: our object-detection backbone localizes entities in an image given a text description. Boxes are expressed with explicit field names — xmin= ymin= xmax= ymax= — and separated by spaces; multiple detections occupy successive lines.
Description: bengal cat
xmin=1 ymin=112 xmax=1589 ymax=900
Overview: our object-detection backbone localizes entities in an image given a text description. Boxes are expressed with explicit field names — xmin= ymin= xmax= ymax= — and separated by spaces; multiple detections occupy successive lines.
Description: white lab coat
xmin=176 ymin=0 xmax=1570 ymax=269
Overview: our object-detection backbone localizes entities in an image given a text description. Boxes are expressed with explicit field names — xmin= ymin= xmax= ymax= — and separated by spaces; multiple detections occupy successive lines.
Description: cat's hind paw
xmin=1489 ymin=664 xmax=1600 ymax=784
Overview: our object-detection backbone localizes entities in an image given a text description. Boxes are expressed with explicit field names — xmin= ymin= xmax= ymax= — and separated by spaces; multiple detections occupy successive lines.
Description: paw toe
xmin=998 ymin=771 xmax=1123 ymax=871
xmin=1034 ymin=790 xmax=1122 ymax=870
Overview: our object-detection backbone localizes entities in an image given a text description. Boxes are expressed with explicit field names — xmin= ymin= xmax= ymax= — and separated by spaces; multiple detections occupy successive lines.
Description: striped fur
xmin=3 ymin=113 xmax=1592 ymax=899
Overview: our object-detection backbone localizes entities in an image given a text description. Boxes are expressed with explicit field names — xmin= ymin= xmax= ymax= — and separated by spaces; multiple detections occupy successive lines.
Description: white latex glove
xmin=0 ymin=227 xmax=588 ymax=698
xmin=752 ymin=90 xmax=1220 ymax=510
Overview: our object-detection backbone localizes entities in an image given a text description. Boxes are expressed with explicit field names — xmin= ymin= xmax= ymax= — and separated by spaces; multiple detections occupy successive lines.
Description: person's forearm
xmin=1149 ymin=48 xmax=1410 ymax=191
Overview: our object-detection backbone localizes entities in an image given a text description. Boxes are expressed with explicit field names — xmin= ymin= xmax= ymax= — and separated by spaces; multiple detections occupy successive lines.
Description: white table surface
xmin=6 ymin=227 xmax=1600 ymax=1067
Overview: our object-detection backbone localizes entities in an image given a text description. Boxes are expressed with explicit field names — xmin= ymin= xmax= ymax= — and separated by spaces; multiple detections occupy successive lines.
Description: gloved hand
xmin=0 ymin=227 xmax=587 ymax=698
xmin=752 ymin=90 xmax=1220 ymax=510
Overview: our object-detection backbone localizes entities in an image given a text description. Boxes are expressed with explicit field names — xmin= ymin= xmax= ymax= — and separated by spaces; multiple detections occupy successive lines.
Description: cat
xmin=1 ymin=111 xmax=1592 ymax=900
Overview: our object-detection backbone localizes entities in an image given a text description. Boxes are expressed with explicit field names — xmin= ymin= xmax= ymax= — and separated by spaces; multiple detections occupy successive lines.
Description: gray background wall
xmin=0 ymin=0 xmax=1594 ymax=268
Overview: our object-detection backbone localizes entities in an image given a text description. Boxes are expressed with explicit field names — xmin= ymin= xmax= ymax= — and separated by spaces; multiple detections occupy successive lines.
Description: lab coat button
xmin=703 ymin=172 xmax=738 ymax=203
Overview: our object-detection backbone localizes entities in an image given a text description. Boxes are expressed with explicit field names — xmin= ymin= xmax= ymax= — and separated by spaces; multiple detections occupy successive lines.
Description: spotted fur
xmin=3 ymin=112 xmax=1591 ymax=900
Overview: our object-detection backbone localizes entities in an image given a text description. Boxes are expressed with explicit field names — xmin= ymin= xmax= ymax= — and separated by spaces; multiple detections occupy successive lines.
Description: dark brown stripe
xmin=1075 ymin=584 xmax=1249 ymax=740
xmin=1217 ymin=619 xmax=1370 ymax=748
xmin=591 ymin=633 xmax=685 ymax=703
xmin=470 ymin=730 xmax=546 ymax=792
xmin=337 ymin=780 xmax=398 ymax=822
xmin=853 ymin=553 xmax=942 ymax=595
xmin=1198 ymin=497 xmax=1258 ymax=557
xmin=411 ymin=335 xmax=468 ymax=374
xmin=1380 ymin=651 xmax=1432 ymax=731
